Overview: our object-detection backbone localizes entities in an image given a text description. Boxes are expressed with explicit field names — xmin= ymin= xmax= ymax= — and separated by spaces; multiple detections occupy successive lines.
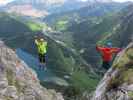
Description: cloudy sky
xmin=0 ymin=0 xmax=13 ymax=5
xmin=0 ymin=0 xmax=133 ymax=5
xmin=81 ymin=0 xmax=133 ymax=2
xmin=114 ymin=0 xmax=133 ymax=2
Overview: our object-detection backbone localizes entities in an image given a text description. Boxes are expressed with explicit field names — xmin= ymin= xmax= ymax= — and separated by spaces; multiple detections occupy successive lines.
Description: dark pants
xmin=102 ymin=61 xmax=111 ymax=70
xmin=38 ymin=53 xmax=46 ymax=63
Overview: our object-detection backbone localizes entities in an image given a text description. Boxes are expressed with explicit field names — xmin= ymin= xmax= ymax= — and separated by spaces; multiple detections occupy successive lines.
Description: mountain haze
xmin=0 ymin=1 xmax=132 ymax=100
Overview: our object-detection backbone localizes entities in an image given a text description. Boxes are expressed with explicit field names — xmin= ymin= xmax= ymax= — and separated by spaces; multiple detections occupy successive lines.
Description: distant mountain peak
xmin=9 ymin=0 xmax=66 ymax=5
xmin=7 ymin=4 xmax=48 ymax=18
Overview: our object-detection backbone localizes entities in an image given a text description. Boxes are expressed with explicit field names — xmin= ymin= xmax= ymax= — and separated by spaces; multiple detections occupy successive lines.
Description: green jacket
xmin=35 ymin=40 xmax=47 ymax=54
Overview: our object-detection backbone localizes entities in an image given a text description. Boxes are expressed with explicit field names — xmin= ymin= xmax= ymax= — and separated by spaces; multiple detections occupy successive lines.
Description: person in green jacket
xmin=35 ymin=36 xmax=48 ymax=69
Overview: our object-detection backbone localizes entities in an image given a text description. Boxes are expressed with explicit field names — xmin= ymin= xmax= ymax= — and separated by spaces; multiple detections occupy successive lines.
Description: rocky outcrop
xmin=0 ymin=41 xmax=64 ymax=100
xmin=92 ymin=42 xmax=133 ymax=100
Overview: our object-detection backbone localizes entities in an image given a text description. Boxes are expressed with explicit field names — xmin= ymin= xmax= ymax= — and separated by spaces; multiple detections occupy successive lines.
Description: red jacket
xmin=96 ymin=46 xmax=121 ymax=62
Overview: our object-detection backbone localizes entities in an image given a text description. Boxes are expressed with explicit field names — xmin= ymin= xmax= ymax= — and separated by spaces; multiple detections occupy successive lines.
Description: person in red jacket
xmin=96 ymin=42 xmax=121 ymax=70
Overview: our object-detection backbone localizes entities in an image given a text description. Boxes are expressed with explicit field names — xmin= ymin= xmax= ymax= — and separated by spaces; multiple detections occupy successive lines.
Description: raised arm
xmin=111 ymin=48 xmax=122 ymax=53
xmin=35 ymin=39 xmax=39 ymax=45
xmin=44 ymin=41 xmax=48 ymax=47
xmin=96 ymin=44 xmax=104 ymax=52
xmin=34 ymin=35 xmax=39 ymax=45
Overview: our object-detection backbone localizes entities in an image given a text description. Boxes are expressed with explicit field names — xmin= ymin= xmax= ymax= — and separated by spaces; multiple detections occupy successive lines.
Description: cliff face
xmin=0 ymin=41 xmax=64 ymax=100
xmin=92 ymin=42 xmax=133 ymax=100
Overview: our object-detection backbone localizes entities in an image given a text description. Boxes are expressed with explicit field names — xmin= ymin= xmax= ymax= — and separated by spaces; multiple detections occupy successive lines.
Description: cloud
xmin=80 ymin=0 xmax=88 ymax=2
xmin=113 ymin=0 xmax=133 ymax=2
xmin=0 ymin=0 xmax=13 ymax=5
xmin=81 ymin=0 xmax=133 ymax=2
xmin=0 ymin=0 xmax=8 ymax=5
xmin=44 ymin=0 xmax=66 ymax=5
